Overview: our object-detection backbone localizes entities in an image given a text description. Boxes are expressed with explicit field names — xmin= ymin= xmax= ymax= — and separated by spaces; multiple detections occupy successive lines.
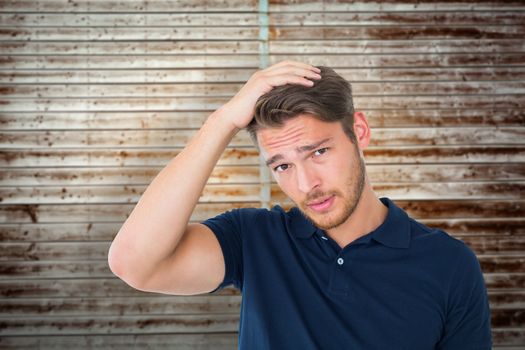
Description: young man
xmin=108 ymin=61 xmax=492 ymax=349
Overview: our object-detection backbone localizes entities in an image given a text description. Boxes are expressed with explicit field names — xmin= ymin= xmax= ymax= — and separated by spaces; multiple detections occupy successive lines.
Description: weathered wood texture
xmin=0 ymin=0 xmax=524 ymax=348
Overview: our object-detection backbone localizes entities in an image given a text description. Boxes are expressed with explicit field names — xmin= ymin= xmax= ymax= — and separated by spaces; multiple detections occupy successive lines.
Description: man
xmin=108 ymin=61 xmax=492 ymax=349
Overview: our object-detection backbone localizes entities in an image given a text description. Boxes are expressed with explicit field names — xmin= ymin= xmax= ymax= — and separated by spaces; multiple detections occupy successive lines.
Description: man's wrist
xmin=207 ymin=105 xmax=242 ymax=136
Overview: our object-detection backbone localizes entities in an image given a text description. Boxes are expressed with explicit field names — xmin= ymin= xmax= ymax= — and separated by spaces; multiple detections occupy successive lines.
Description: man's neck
xmin=326 ymin=182 xmax=388 ymax=249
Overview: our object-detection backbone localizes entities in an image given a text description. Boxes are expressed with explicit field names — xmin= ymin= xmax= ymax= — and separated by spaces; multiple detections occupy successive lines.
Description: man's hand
xmin=222 ymin=60 xmax=322 ymax=130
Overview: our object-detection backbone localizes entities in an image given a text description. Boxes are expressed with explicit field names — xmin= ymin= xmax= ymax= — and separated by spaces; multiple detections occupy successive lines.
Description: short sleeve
xmin=202 ymin=209 xmax=244 ymax=291
xmin=436 ymin=242 xmax=493 ymax=350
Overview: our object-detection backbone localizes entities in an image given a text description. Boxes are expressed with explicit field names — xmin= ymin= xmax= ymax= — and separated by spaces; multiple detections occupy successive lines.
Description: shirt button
xmin=337 ymin=258 xmax=344 ymax=265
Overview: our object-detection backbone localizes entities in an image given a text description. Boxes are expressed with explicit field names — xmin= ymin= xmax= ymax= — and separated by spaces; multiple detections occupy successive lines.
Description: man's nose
xmin=296 ymin=165 xmax=320 ymax=193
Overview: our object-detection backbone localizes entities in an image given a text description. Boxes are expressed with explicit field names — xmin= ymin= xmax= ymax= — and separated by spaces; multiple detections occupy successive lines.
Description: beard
xmin=298 ymin=153 xmax=366 ymax=231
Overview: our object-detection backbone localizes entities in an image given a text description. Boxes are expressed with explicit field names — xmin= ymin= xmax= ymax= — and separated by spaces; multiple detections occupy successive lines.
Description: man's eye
xmin=274 ymin=164 xmax=289 ymax=172
xmin=314 ymin=148 xmax=328 ymax=156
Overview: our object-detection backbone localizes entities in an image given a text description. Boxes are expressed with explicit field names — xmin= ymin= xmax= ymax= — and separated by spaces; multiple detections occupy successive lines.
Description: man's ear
xmin=353 ymin=111 xmax=371 ymax=149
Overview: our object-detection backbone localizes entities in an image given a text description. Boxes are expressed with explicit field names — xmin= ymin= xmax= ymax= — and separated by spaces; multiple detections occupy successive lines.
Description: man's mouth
xmin=306 ymin=195 xmax=335 ymax=213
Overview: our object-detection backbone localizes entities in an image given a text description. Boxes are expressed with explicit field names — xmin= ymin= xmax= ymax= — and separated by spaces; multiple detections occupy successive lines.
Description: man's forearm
xmin=108 ymin=107 xmax=237 ymax=284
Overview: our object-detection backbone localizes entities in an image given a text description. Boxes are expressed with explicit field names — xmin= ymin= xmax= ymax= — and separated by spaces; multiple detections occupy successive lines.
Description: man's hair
xmin=247 ymin=66 xmax=356 ymax=144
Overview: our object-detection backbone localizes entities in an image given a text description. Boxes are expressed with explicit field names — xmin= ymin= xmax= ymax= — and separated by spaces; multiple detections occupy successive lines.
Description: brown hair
xmin=247 ymin=66 xmax=356 ymax=144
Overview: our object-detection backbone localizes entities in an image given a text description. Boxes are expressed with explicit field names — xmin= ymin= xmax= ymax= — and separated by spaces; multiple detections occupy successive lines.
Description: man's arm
xmin=107 ymin=61 xmax=321 ymax=295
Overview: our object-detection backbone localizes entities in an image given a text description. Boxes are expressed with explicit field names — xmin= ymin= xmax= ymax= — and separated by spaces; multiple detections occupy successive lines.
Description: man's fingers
xmin=265 ymin=66 xmax=321 ymax=80
xmin=265 ymin=74 xmax=317 ymax=88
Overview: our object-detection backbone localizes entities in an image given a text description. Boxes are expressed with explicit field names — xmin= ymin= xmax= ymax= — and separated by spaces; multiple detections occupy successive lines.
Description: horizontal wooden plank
xmin=0 ymin=202 xmax=259 ymax=224
xmin=3 ymin=81 xmax=525 ymax=98
xmin=2 ymin=164 xmax=522 ymax=187
xmin=2 ymin=39 xmax=523 ymax=55
xmin=0 ymin=129 xmax=253 ymax=148
xmin=0 ymin=260 xmax=115 ymax=278
xmin=1 ymin=273 xmax=520 ymax=298
xmin=270 ymin=39 xmax=525 ymax=54
xmin=370 ymin=127 xmax=525 ymax=146
xmin=269 ymin=26 xmax=525 ymax=40
xmin=1 ymin=219 xmax=523 ymax=242
xmin=0 ymin=69 xmax=257 ymax=84
xmin=0 ymin=292 xmax=522 ymax=317
xmin=0 ymin=241 xmax=111 ymax=261
xmin=0 ymin=41 xmax=259 ymax=55
xmin=1 ymin=109 xmax=523 ymax=129
xmin=0 ymin=55 xmax=261 ymax=70
xmin=0 ymin=333 xmax=238 ymax=350
xmin=0 ymin=255 xmax=522 ymax=279
xmin=0 ymin=314 xmax=240 ymax=335
xmin=269 ymin=53 xmax=525 ymax=68
xmin=0 ymin=27 xmax=260 ymax=41
xmin=0 ymin=0 xmax=522 ymax=13
xmin=2 ymin=53 xmax=524 ymax=70
xmin=0 ymin=166 xmax=260 ymax=186
xmin=2 ymin=235 xmax=524 ymax=261
xmin=492 ymin=308 xmax=525 ymax=328
xmin=0 ymin=278 xmax=239 ymax=298
xmin=0 ymin=0 xmax=258 ymax=12
xmin=269 ymin=11 xmax=525 ymax=26
xmin=0 ymin=200 xmax=523 ymax=225
xmin=367 ymin=164 xmax=525 ymax=183
xmin=1 ymin=95 xmax=523 ymax=112
xmin=1 ymin=127 xmax=521 ymax=148
xmin=488 ymin=291 xmax=525 ymax=309
xmin=1 ymin=147 xmax=523 ymax=169
xmin=2 ymin=12 xmax=524 ymax=27
xmin=0 ymin=222 xmax=123 ymax=241
xmin=0 ymin=148 xmax=260 ymax=167
xmin=1 ymin=25 xmax=524 ymax=41
xmin=0 ymin=13 xmax=259 ymax=26
xmin=461 ymin=236 xmax=525 ymax=255
xmin=362 ymin=146 xmax=525 ymax=163
xmin=0 ymin=295 xmax=241 ymax=316
xmin=0 ymin=184 xmax=262 ymax=204
xmin=0 ymin=310 xmax=524 ymax=349
xmin=1 ymin=181 xmax=524 ymax=205
xmin=271 ymin=181 xmax=525 ymax=202
xmin=268 ymin=1 xmax=525 ymax=12
xmin=399 ymin=200 xmax=525 ymax=220
xmin=0 ymin=334 xmax=237 ymax=350
xmin=423 ymin=219 xmax=525 ymax=237
xmin=477 ymin=328 xmax=525 ymax=346
xmin=3 ymin=67 xmax=525 ymax=84
xmin=0 ymin=83 xmax=248 ymax=98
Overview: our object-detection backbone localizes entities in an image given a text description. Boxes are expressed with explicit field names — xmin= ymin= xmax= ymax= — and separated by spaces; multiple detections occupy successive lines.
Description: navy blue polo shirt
xmin=202 ymin=197 xmax=492 ymax=349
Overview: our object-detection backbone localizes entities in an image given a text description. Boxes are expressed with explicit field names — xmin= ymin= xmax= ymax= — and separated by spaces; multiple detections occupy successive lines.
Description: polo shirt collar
xmin=287 ymin=197 xmax=411 ymax=249
xmin=371 ymin=197 xmax=411 ymax=249
xmin=287 ymin=207 xmax=318 ymax=238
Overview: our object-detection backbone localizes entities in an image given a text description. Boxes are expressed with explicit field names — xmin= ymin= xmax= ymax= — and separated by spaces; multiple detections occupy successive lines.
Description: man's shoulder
xmin=209 ymin=205 xmax=292 ymax=226
xmin=408 ymin=217 xmax=478 ymax=264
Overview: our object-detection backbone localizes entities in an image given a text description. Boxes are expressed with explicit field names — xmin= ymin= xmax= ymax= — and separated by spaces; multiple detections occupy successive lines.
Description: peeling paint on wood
xmin=1 ymin=0 xmax=523 ymax=347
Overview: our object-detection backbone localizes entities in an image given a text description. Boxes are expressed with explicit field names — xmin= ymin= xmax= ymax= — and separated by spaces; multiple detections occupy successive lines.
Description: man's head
xmin=247 ymin=66 xmax=357 ymax=145
xmin=248 ymin=66 xmax=371 ymax=231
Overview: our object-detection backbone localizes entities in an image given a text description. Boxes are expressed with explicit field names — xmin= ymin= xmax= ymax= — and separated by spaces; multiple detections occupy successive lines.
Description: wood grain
xmin=1 ymin=0 xmax=523 ymax=346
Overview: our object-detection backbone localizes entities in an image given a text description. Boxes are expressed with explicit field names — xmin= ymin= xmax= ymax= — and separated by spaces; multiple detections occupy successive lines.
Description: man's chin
xmin=299 ymin=207 xmax=346 ymax=231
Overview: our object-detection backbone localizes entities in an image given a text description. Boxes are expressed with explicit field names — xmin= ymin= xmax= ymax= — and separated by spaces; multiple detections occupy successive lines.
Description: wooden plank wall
xmin=0 ymin=0 xmax=524 ymax=348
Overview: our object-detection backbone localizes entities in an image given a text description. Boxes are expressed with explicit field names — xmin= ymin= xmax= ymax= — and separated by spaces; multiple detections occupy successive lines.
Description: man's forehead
xmin=256 ymin=115 xmax=335 ymax=146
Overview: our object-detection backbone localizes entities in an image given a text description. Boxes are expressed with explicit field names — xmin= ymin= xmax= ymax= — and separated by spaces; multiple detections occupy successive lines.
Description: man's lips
xmin=306 ymin=195 xmax=335 ymax=212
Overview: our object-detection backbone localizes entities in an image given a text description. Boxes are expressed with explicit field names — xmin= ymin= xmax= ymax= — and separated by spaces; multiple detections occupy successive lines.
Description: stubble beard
xmin=299 ymin=154 xmax=366 ymax=231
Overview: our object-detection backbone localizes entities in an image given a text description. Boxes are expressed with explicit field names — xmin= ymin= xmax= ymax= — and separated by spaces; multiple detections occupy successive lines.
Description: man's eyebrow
xmin=296 ymin=138 xmax=332 ymax=153
xmin=265 ymin=138 xmax=332 ymax=167
xmin=265 ymin=154 xmax=284 ymax=167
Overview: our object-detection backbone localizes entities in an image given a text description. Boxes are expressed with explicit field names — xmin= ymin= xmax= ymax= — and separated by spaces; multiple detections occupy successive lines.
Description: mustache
xmin=304 ymin=190 xmax=338 ymax=204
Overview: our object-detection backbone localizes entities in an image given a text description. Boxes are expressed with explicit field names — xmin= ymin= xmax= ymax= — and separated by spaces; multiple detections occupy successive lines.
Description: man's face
xmin=257 ymin=114 xmax=366 ymax=230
